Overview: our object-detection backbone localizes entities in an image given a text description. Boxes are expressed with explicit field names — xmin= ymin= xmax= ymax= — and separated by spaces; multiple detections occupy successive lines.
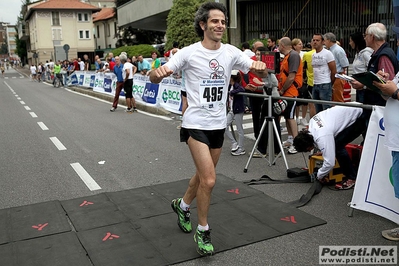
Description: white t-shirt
xmin=308 ymin=106 xmax=363 ymax=178
xmin=165 ymin=42 xmax=253 ymax=130
xmin=312 ymin=48 xmax=335 ymax=85
xmin=385 ymin=73 xmax=399 ymax=151
xmin=79 ymin=61 xmax=85 ymax=71
xmin=48 ymin=62 xmax=54 ymax=70
xmin=352 ymin=47 xmax=373 ymax=74
xmin=30 ymin=65 xmax=36 ymax=74
xmin=122 ymin=62 xmax=133 ymax=80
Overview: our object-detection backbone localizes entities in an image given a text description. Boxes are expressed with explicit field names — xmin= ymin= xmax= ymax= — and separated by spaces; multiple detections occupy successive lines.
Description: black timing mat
xmin=0 ymin=174 xmax=326 ymax=265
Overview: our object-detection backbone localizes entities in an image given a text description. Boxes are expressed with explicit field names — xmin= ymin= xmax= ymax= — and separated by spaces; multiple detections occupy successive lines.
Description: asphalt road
xmin=1 ymin=67 xmax=397 ymax=266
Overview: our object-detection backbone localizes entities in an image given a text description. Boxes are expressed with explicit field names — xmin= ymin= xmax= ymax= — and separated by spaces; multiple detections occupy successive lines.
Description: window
xmin=97 ymin=25 xmax=100 ymax=38
xmin=79 ymin=30 xmax=90 ymax=39
xmin=77 ymin=12 xmax=89 ymax=22
xmin=52 ymin=28 xmax=62 ymax=40
xmin=52 ymin=12 xmax=60 ymax=26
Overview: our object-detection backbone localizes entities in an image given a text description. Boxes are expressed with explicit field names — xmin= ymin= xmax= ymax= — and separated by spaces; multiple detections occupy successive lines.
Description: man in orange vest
xmin=278 ymin=37 xmax=303 ymax=154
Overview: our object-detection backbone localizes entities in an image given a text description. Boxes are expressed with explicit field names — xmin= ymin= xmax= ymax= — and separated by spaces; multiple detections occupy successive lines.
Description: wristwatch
xmin=392 ymin=89 xmax=399 ymax=100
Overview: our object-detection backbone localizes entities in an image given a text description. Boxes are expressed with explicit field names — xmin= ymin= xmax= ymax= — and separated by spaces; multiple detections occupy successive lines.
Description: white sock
xmin=197 ymin=224 xmax=209 ymax=231
xmin=180 ymin=198 xmax=190 ymax=211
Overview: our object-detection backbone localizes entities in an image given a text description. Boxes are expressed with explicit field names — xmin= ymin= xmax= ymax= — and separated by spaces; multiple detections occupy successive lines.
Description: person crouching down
xmin=293 ymin=106 xmax=365 ymax=189
xmin=225 ymin=70 xmax=246 ymax=155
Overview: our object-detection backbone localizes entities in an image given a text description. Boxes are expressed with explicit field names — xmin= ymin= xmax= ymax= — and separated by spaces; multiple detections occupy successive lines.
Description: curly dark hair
xmin=293 ymin=130 xmax=314 ymax=152
xmin=194 ymin=2 xmax=228 ymax=39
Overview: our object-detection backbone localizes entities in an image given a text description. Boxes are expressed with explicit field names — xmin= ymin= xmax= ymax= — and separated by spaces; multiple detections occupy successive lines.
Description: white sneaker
xmin=281 ymin=126 xmax=287 ymax=132
xmin=283 ymin=140 xmax=292 ymax=148
xmin=231 ymin=148 xmax=245 ymax=156
xmin=231 ymin=143 xmax=239 ymax=152
xmin=296 ymin=117 xmax=302 ymax=124
xmin=288 ymin=146 xmax=298 ymax=154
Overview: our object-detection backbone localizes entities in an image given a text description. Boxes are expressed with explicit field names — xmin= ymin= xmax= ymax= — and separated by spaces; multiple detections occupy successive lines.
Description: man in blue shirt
xmin=137 ymin=55 xmax=151 ymax=75
xmin=110 ymin=56 xmax=124 ymax=112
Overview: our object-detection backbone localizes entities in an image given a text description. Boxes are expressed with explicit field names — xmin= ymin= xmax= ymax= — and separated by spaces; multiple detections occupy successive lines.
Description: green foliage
xmin=110 ymin=44 xmax=156 ymax=58
xmin=165 ymin=0 xmax=229 ymax=50
xmin=0 ymin=43 xmax=8 ymax=55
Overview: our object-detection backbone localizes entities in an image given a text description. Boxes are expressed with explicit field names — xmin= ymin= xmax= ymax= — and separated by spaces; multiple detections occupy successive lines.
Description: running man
xmin=150 ymin=2 xmax=267 ymax=256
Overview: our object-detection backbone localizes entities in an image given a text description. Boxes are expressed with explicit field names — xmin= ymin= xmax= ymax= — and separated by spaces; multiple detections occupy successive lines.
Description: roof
xmin=93 ymin=8 xmax=115 ymax=22
xmin=25 ymin=0 xmax=101 ymax=20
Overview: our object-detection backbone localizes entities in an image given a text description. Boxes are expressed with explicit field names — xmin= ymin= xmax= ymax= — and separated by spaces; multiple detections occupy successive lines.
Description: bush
xmin=110 ymin=44 xmax=157 ymax=58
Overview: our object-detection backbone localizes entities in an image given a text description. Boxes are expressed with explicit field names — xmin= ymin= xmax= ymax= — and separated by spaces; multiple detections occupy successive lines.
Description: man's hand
xmin=350 ymin=80 xmax=365 ymax=90
xmin=149 ymin=65 xmax=174 ymax=84
xmin=250 ymin=61 xmax=268 ymax=78
xmin=373 ymin=79 xmax=397 ymax=96
xmin=245 ymin=84 xmax=257 ymax=91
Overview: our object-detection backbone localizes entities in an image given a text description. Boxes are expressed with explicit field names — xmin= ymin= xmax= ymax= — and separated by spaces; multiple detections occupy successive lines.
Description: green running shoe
xmin=171 ymin=198 xmax=192 ymax=233
xmin=194 ymin=228 xmax=214 ymax=256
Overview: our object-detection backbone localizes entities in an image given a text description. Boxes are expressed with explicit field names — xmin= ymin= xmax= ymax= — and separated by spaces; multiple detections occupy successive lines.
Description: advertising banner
xmin=351 ymin=106 xmax=399 ymax=224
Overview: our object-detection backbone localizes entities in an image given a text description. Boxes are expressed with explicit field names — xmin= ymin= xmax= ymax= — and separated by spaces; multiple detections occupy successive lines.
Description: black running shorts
xmin=180 ymin=128 xmax=225 ymax=149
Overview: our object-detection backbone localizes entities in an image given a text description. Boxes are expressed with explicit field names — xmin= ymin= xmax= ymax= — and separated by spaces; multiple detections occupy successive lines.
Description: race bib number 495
xmin=199 ymin=79 xmax=226 ymax=110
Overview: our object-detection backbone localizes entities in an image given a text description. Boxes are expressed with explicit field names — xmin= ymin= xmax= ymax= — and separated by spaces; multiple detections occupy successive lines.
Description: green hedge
xmin=110 ymin=44 xmax=158 ymax=58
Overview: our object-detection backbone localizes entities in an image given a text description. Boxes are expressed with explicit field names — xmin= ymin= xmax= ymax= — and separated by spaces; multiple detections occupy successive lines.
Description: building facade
xmin=93 ymin=7 xmax=117 ymax=57
xmin=118 ymin=0 xmax=396 ymax=59
xmin=21 ymin=0 xmax=100 ymax=65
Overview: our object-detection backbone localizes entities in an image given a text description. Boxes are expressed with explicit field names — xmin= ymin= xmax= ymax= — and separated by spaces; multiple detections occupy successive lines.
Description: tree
xmin=0 ymin=43 xmax=8 ymax=55
xmin=165 ymin=0 xmax=207 ymax=50
xmin=14 ymin=0 xmax=31 ymax=63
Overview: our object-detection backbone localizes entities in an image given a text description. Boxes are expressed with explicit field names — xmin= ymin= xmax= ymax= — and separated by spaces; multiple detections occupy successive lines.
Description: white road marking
xmin=17 ymin=97 xmax=21 ymax=100
xmin=70 ymin=163 xmax=101 ymax=191
xmin=20 ymin=76 xmax=24 ymax=79
xmin=50 ymin=137 xmax=67 ymax=150
xmin=29 ymin=112 xmax=38 ymax=118
xmin=12 ymin=77 xmax=16 ymax=79
xmin=24 ymin=106 xmax=31 ymax=110
xmin=20 ymin=101 xmax=25 ymax=105
xmin=37 ymin=122 xmax=49 ymax=130
xmin=15 ymin=95 xmax=18 ymax=97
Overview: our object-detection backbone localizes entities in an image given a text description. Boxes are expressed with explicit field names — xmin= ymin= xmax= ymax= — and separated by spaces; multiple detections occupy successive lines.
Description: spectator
xmin=267 ymin=36 xmax=279 ymax=52
xmin=108 ymin=57 xmax=115 ymax=71
xmin=241 ymin=41 xmax=255 ymax=57
xmin=110 ymin=56 xmax=124 ymax=112
xmin=225 ymin=70 xmax=246 ymax=156
xmin=293 ymin=106 xmax=365 ymax=189
xmin=324 ymin=32 xmax=349 ymax=103
xmin=95 ymin=58 xmax=104 ymax=72
xmin=278 ymin=37 xmax=303 ymax=154
xmin=94 ymin=55 xmax=100 ymax=71
xmin=120 ymin=52 xmax=137 ymax=112
xmin=302 ymin=40 xmax=317 ymax=119
xmin=292 ymin=38 xmax=309 ymax=126
xmin=151 ymin=51 xmax=161 ymax=70
xmin=348 ymin=32 xmax=373 ymax=103
xmin=30 ymin=64 xmax=37 ymax=81
xmin=137 ymin=55 xmax=151 ymax=75
xmin=83 ymin=54 xmax=91 ymax=71
xmin=350 ymin=23 xmax=399 ymax=128
xmin=311 ymin=33 xmax=336 ymax=113
xmin=164 ymin=42 xmax=180 ymax=62
xmin=53 ymin=61 xmax=63 ymax=86
xmin=78 ymin=58 xmax=85 ymax=71
xmin=149 ymin=2 xmax=267 ymax=256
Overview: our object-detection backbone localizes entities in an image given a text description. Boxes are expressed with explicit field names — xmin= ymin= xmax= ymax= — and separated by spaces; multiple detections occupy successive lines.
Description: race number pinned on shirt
xmin=199 ymin=79 xmax=226 ymax=111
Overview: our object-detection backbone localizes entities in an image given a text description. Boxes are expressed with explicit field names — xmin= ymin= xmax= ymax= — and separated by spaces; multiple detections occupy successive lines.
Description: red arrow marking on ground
xmin=102 ymin=232 xmax=120 ymax=241
xmin=32 ymin=223 xmax=48 ymax=231
xmin=280 ymin=216 xmax=297 ymax=224
xmin=227 ymin=188 xmax=239 ymax=194
xmin=79 ymin=200 xmax=94 ymax=207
